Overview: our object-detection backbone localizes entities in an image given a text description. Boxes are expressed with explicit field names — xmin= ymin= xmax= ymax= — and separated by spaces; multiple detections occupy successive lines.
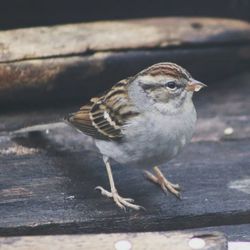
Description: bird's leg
xmin=95 ymin=156 xmax=142 ymax=210
xmin=144 ymin=166 xmax=181 ymax=199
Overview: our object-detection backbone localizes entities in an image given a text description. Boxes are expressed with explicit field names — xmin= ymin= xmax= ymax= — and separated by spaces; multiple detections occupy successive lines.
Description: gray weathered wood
xmin=0 ymin=231 xmax=227 ymax=250
xmin=1 ymin=128 xmax=249 ymax=236
xmin=0 ymin=17 xmax=250 ymax=106
xmin=189 ymin=224 xmax=250 ymax=242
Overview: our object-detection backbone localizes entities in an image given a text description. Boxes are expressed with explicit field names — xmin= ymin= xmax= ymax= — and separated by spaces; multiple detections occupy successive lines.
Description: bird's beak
xmin=186 ymin=79 xmax=207 ymax=92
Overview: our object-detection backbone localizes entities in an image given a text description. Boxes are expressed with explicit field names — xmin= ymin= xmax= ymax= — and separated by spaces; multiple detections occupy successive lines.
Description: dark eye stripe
xmin=165 ymin=81 xmax=177 ymax=89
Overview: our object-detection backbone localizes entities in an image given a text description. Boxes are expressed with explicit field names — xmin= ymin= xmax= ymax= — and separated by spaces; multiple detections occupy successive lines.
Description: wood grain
xmin=1 ymin=129 xmax=250 ymax=236
xmin=189 ymin=224 xmax=250 ymax=242
xmin=0 ymin=231 xmax=227 ymax=250
xmin=1 ymin=18 xmax=250 ymax=62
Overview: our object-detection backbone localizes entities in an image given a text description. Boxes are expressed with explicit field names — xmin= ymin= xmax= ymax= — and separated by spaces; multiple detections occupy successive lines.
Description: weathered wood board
xmin=191 ymin=224 xmax=250 ymax=242
xmin=0 ymin=17 xmax=250 ymax=106
xmin=1 ymin=128 xmax=250 ymax=236
xmin=0 ymin=73 xmax=250 ymax=237
xmin=2 ymin=18 xmax=250 ymax=61
xmin=0 ymin=231 xmax=227 ymax=250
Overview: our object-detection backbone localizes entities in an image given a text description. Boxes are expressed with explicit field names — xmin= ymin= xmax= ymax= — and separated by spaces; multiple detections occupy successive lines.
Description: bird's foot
xmin=95 ymin=186 xmax=143 ymax=210
xmin=144 ymin=166 xmax=181 ymax=199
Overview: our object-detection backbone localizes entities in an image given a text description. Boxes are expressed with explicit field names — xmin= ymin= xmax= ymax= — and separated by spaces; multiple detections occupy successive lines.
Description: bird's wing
xmin=66 ymin=78 xmax=139 ymax=141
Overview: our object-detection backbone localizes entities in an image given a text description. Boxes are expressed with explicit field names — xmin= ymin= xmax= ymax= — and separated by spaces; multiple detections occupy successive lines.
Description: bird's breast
xmin=95 ymin=107 xmax=197 ymax=168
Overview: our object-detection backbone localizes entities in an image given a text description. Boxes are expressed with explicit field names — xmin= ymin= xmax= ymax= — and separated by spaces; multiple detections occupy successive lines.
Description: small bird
xmin=66 ymin=62 xmax=206 ymax=210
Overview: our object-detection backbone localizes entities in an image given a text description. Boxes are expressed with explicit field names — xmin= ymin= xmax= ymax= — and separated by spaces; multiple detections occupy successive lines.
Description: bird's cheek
xmin=157 ymin=89 xmax=171 ymax=103
xmin=158 ymin=91 xmax=170 ymax=103
xmin=146 ymin=88 xmax=169 ymax=103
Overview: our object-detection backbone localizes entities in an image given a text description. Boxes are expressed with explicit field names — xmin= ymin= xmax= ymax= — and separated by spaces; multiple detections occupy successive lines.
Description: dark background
xmin=1 ymin=0 xmax=250 ymax=30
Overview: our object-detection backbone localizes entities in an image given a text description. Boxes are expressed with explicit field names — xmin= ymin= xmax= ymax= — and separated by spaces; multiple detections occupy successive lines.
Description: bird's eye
xmin=165 ymin=81 xmax=177 ymax=90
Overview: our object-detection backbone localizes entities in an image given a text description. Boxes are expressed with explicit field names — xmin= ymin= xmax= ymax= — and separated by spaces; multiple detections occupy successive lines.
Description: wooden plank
xmin=0 ymin=129 xmax=250 ymax=236
xmin=229 ymin=242 xmax=250 ymax=250
xmin=189 ymin=224 xmax=250 ymax=241
xmin=1 ymin=18 xmax=250 ymax=61
xmin=0 ymin=18 xmax=250 ymax=106
xmin=0 ymin=231 xmax=227 ymax=250
xmin=1 ymin=46 xmax=250 ymax=107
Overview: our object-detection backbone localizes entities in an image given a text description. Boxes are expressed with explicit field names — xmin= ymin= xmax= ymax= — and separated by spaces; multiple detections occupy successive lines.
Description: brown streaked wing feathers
xmin=66 ymin=78 xmax=139 ymax=141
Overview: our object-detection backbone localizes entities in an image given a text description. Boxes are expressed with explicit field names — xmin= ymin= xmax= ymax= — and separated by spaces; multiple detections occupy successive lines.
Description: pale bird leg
xmin=144 ymin=166 xmax=181 ymax=199
xmin=95 ymin=156 xmax=142 ymax=211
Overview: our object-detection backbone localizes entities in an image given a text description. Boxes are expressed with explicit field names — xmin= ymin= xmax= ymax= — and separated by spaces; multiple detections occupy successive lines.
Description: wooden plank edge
xmin=1 ymin=17 xmax=250 ymax=62
xmin=229 ymin=242 xmax=250 ymax=250
xmin=0 ymin=231 xmax=227 ymax=250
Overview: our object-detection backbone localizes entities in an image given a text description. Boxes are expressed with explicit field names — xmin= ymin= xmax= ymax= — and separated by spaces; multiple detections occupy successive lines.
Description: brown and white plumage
xmin=66 ymin=62 xmax=200 ymax=141
xmin=66 ymin=62 xmax=206 ymax=210
xmin=66 ymin=78 xmax=139 ymax=141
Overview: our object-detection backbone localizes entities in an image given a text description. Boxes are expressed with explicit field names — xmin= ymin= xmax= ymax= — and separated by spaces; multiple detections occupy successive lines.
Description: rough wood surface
xmin=0 ymin=231 xmax=227 ymax=250
xmin=1 ymin=18 xmax=250 ymax=61
xmin=228 ymin=242 xmax=250 ymax=250
xmin=191 ymin=224 xmax=250 ymax=242
xmin=1 ymin=129 xmax=250 ymax=236
xmin=0 ymin=73 xmax=249 ymax=237
xmin=0 ymin=17 xmax=250 ymax=106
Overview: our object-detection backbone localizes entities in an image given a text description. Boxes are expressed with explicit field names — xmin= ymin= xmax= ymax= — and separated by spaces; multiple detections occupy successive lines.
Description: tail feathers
xmin=64 ymin=110 xmax=95 ymax=132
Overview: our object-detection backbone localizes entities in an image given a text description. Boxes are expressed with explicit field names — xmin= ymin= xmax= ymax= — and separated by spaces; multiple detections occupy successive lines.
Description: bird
xmin=66 ymin=62 xmax=206 ymax=210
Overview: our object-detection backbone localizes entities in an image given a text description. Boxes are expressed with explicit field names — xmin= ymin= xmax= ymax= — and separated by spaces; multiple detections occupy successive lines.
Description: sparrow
xmin=66 ymin=62 xmax=206 ymax=210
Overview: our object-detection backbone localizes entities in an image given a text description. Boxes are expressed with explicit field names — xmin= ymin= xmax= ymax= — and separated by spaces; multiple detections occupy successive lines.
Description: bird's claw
xmin=144 ymin=167 xmax=182 ymax=199
xmin=95 ymin=186 xmax=143 ymax=210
